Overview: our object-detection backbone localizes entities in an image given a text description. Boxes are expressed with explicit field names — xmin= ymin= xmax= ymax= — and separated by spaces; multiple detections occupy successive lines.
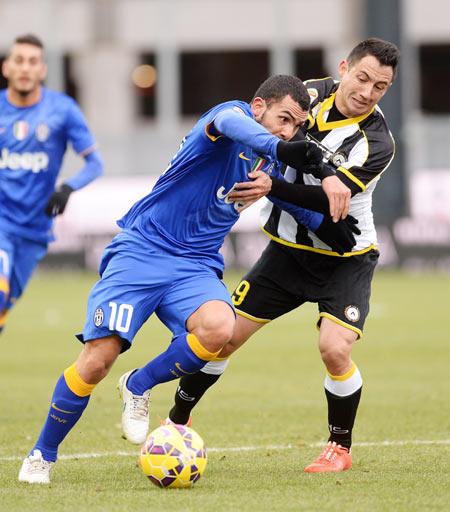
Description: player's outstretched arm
xmin=267 ymin=176 xmax=352 ymax=222
xmin=64 ymin=150 xmax=104 ymax=190
xmin=213 ymin=108 xmax=280 ymax=158
xmin=229 ymin=172 xmax=329 ymax=210
xmin=267 ymin=194 xmax=359 ymax=254
xmin=44 ymin=150 xmax=104 ymax=217
xmin=214 ymin=108 xmax=352 ymax=220
xmin=276 ymin=140 xmax=353 ymax=221
xmin=214 ymin=108 xmax=333 ymax=177
xmin=276 ymin=139 xmax=332 ymax=180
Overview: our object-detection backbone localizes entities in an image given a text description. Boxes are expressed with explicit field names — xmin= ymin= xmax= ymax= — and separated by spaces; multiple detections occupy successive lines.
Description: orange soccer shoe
xmin=304 ymin=441 xmax=352 ymax=473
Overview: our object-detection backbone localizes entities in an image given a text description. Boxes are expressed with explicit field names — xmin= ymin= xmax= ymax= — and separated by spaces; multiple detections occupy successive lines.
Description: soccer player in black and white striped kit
xmin=168 ymin=38 xmax=400 ymax=473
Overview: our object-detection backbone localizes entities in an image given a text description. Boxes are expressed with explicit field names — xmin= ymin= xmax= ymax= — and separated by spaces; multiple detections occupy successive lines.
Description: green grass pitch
xmin=0 ymin=268 xmax=449 ymax=511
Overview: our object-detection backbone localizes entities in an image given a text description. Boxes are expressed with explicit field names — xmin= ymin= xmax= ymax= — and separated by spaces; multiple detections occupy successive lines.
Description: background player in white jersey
xmin=19 ymin=74 xmax=355 ymax=484
xmin=0 ymin=34 xmax=103 ymax=332
xmin=166 ymin=38 xmax=400 ymax=474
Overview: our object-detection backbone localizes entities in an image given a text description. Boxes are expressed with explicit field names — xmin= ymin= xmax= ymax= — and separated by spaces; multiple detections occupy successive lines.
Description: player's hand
xmin=322 ymin=175 xmax=351 ymax=222
xmin=299 ymin=143 xmax=325 ymax=178
xmin=45 ymin=184 xmax=73 ymax=216
xmin=314 ymin=214 xmax=361 ymax=255
xmin=276 ymin=140 xmax=324 ymax=177
xmin=228 ymin=170 xmax=272 ymax=210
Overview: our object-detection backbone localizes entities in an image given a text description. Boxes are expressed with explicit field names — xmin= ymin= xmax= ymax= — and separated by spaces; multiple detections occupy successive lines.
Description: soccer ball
xmin=139 ymin=423 xmax=207 ymax=488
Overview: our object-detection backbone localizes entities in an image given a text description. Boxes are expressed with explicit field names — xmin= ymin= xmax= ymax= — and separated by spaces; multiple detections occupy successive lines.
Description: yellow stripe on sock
xmin=327 ymin=363 xmax=356 ymax=381
xmin=211 ymin=355 xmax=229 ymax=361
xmin=187 ymin=333 xmax=221 ymax=361
xmin=64 ymin=364 xmax=96 ymax=397
xmin=0 ymin=309 xmax=8 ymax=327
xmin=0 ymin=277 xmax=10 ymax=296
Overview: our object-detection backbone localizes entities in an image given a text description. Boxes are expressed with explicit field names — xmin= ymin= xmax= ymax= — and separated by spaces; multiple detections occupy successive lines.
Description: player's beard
xmin=16 ymin=88 xmax=33 ymax=98
xmin=13 ymin=78 xmax=40 ymax=98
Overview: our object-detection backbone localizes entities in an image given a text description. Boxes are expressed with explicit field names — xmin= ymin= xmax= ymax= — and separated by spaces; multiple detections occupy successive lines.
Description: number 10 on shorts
xmin=109 ymin=302 xmax=134 ymax=333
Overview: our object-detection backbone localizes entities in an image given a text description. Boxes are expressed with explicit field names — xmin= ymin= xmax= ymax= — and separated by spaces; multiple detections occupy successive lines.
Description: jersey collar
xmin=316 ymin=92 xmax=374 ymax=132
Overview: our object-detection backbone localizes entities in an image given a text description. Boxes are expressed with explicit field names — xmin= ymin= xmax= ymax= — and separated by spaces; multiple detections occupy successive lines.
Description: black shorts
xmin=231 ymin=241 xmax=379 ymax=337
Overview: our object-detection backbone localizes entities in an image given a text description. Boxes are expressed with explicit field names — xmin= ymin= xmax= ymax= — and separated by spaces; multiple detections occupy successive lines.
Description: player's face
xmin=2 ymin=43 xmax=47 ymax=96
xmin=252 ymin=95 xmax=308 ymax=141
xmin=335 ymin=55 xmax=393 ymax=118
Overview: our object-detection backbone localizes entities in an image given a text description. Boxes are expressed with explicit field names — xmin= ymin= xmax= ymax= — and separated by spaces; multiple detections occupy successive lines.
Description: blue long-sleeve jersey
xmin=0 ymin=87 xmax=103 ymax=242
xmin=119 ymin=101 xmax=322 ymax=273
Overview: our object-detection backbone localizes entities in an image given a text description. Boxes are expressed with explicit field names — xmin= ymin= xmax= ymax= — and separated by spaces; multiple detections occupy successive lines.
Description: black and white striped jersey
xmin=261 ymin=77 xmax=395 ymax=257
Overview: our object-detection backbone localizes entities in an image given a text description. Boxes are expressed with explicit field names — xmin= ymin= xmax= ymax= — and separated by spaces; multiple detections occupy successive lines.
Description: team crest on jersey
xmin=265 ymin=162 xmax=275 ymax=175
xmin=13 ymin=121 xmax=29 ymax=140
xmin=36 ymin=123 xmax=50 ymax=142
xmin=307 ymin=88 xmax=318 ymax=102
xmin=344 ymin=305 xmax=360 ymax=323
xmin=93 ymin=307 xmax=104 ymax=327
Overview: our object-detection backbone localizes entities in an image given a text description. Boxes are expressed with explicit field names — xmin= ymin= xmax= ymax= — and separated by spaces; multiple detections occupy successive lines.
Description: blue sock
xmin=128 ymin=333 xmax=220 ymax=394
xmin=0 ymin=291 xmax=7 ymax=312
xmin=32 ymin=364 xmax=96 ymax=462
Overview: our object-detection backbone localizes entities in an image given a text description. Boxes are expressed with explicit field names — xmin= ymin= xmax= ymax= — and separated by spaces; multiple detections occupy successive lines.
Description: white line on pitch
xmin=1 ymin=439 xmax=449 ymax=462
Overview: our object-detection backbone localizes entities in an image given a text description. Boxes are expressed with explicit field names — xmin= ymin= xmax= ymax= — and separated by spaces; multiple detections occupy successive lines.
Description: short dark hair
xmin=347 ymin=38 xmax=400 ymax=78
xmin=252 ymin=75 xmax=310 ymax=111
xmin=13 ymin=34 xmax=44 ymax=50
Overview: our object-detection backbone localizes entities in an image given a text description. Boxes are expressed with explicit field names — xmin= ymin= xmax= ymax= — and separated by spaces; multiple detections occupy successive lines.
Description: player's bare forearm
xmin=322 ymin=176 xmax=351 ymax=222
xmin=228 ymin=170 xmax=272 ymax=203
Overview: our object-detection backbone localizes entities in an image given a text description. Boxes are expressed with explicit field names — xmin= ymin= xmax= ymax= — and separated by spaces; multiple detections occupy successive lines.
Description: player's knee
xmin=77 ymin=337 xmax=122 ymax=383
xmin=320 ymin=344 xmax=349 ymax=368
xmin=319 ymin=320 xmax=357 ymax=370
xmin=198 ymin=325 xmax=234 ymax=353
xmin=319 ymin=336 xmax=353 ymax=373
xmin=194 ymin=315 xmax=235 ymax=353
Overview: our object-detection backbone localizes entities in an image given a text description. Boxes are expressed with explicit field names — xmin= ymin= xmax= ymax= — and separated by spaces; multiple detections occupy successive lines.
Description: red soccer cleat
xmin=304 ymin=441 xmax=352 ymax=473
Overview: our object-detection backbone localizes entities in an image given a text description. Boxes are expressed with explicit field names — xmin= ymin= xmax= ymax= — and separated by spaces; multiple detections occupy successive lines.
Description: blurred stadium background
xmin=0 ymin=0 xmax=449 ymax=271
xmin=1 ymin=3 xmax=449 ymax=508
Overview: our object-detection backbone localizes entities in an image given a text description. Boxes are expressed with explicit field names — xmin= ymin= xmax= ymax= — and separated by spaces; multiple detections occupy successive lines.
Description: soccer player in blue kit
xmin=0 ymin=34 xmax=103 ymax=332
xmin=19 ymin=74 xmax=355 ymax=483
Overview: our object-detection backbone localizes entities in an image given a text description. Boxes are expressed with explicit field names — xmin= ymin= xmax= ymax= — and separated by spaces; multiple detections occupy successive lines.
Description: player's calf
xmin=169 ymin=359 xmax=229 ymax=424
xmin=121 ymin=332 xmax=225 ymax=443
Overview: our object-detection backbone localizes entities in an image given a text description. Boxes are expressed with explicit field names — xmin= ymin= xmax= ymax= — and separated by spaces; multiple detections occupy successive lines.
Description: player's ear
xmin=338 ymin=59 xmax=349 ymax=79
xmin=2 ymin=59 xmax=10 ymax=80
xmin=39 ymin=62 xmax=48 ymax=82
xmin=251 ymin=97 xmax=267 ymax=121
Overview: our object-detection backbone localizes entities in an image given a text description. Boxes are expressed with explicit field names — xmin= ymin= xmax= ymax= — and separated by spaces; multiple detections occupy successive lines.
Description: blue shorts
xmin=78 ymin=231 xmax=234 ymax=351
xmin=0 ymin=232 xmax=47 ymax=308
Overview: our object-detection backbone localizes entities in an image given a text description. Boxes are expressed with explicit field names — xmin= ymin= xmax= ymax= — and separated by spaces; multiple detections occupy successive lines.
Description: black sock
xmin=325 ymin=387 xmax=362 ymax=449
xmin=169 ymin=371 xmax=222 ymax=424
